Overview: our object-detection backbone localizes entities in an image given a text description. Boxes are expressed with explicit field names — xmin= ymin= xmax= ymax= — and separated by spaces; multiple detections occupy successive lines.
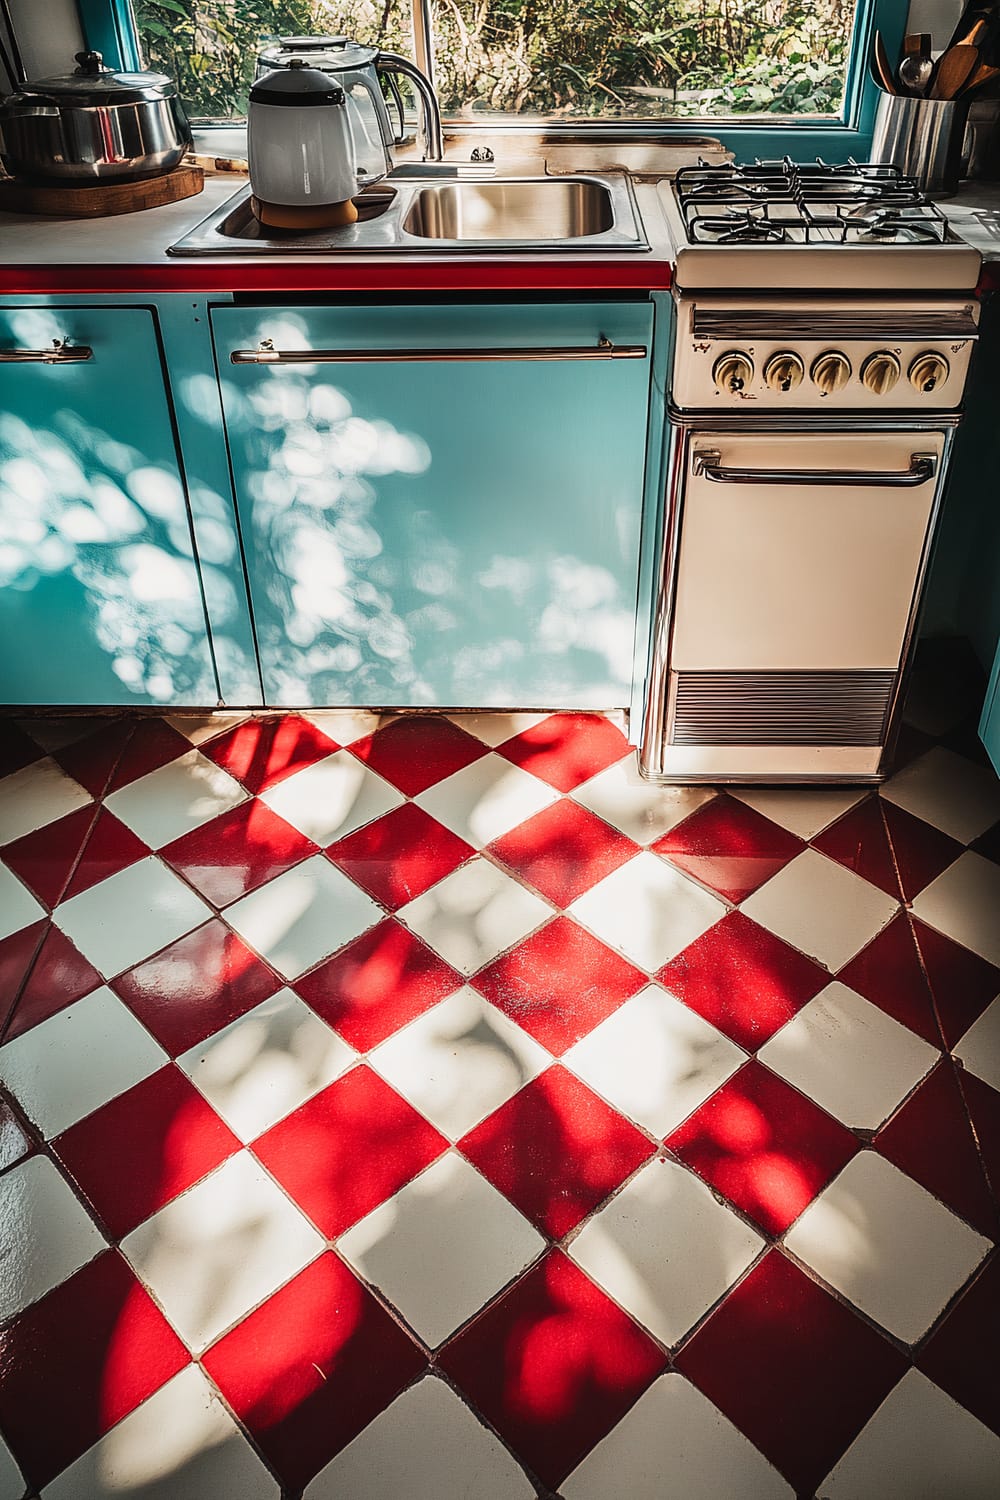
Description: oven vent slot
xmin=691 ymin=310 xmax=978 ymax=341
xmin=670 ymin=670 xmax=896 ymax=745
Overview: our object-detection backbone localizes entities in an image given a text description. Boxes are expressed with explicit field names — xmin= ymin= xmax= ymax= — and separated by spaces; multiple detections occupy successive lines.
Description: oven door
xmin=643 ymin=428 xmax=948 ymax=781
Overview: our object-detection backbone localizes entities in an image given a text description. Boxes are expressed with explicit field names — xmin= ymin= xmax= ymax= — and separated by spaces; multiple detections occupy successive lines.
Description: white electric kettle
xmin=247 ymin=61 xmax=359 ymax=229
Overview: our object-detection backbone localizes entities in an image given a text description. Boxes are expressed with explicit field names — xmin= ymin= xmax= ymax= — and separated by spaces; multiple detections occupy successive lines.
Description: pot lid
xmin=250 ymin=63 xmax=348 ymax=107
xmin=14 ymin=51 xmax=176 ymax=106
xmin=258 ymin=35 xmax=379 ymax=70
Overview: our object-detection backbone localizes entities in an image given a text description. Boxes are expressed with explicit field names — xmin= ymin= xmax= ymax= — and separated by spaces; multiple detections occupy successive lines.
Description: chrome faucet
xmin=378 ymin=52 xmax=443 ymax=162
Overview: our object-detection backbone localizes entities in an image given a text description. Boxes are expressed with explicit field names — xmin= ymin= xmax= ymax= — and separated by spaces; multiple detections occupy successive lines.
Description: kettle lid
xmin=257 ymin=35 xmax=379 ymax=70
xmin=249 ymin=63 xmax=347 ymax=106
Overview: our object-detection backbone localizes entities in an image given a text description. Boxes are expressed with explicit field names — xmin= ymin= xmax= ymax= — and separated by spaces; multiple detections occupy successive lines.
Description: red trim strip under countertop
xmin=0 ymin=259 xmax=673 ymax=296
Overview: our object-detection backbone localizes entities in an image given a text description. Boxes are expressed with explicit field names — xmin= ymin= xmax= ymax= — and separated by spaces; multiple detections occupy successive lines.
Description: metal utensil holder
xmin=870 ymin=86 xmax=971 ymax=197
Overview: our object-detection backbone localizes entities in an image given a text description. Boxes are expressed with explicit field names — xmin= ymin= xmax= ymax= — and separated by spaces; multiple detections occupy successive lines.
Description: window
xmin=130 ymin=0 xmax=862 ymax=125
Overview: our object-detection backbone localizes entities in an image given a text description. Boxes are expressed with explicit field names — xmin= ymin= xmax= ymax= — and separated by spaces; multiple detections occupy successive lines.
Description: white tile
xmin=562 ymin=1373 xmax=793 ymax=1500
xmin=741 ymin=849 xmax=898 ymax=971
xmin=822 ymin=1368 xmax=1000 ymax=1499
xmin=568 ymin=853 xmax=726 ymax=972
xmin=757 ymin=982 xmax=939 ymax=1130
xmin=259 ymin=751 xmax=402 ymax=844
xmin=164 ymin=712 xmax=250 ymax=745
xmin=338 ymin=1151 xmax=544 ymax=1348
xmin=911 ymin=852 xmax=1000 ymax=968
xmin=564 ymin=984 xmax=745 ymax=1137
xmin=303 ymin=709 xmax=381 ymax=746
xmin=570 ymin=1159 xmax=764 ymax=1347
xmin=881 ymin=746 xmax=1000 ymax=844
xmin=106 ymin=748 xmax=248 ymax=847
xmin=0 ymin=1156 xmax=105 ymax=1321
xmin=0 ymin=1433 xmax=23 ymax=1500
xmin=398 ymin=858 xmax=550 ymax=976
xmin=369 ymin=987 xmax=550 ymax=1140
xmin=54 ymin=857 xmax=212 ymax=980
xmin=304 ymin=1373 xmax=535 ymax=1500
xmin=121 ymin=1151 xmax=323 ymax=1352
xmin=178 ymin=989 xmax=355 ymax=1142
xmin=223 ymin=855 xmax=381 ymax=979
xmin=0 ymin=986 xmax=167 ymax=1138
xmin=729 ymin=787 xmax=866 ymax=841
xmin=571 ymin=758 xmax=715 ymax=844
xmin=953 ymin=996 xmax=1000 ymax=1092
xmin=0 ymin=862 xmax=44 ymax=941
xmin=785 ymin=1152 xmax=990 ymax=1344
xmin=0 ymin=756 xmax=92 ymax=843
xmin=42 ymin=1364 xmax=279 ymax=1500
xmin=415 ymin=754 xmax=559 ymax=848
xmin=446 ymin=711 xmax=550 ymax=748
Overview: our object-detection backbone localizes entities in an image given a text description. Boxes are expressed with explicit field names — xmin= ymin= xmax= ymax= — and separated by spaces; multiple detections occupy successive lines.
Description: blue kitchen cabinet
xmin=982 ymin=648 xmax=1000 ymax=776
xmin=213 ymin=300 xmax=654 ymax=708
xmin=0 ymin=305 xmax=217 ymax=705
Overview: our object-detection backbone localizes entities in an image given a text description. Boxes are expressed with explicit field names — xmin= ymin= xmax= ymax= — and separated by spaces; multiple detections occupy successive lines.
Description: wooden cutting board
xmin=0 ymin=164 xmax=204 ymax=217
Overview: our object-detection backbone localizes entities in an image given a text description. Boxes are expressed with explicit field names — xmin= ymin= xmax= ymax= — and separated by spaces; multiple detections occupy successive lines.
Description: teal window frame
xmin=75 ymin=0 xmax=909 ymax=162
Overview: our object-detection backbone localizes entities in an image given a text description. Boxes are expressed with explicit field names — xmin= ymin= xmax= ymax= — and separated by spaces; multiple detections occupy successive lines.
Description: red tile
xmin=104 ymin=718 xmax=192 ymax=793
xmin=64 ymin=807 xmax=150 ymax=901
xmin=326 ymin=803 xmax=474 ymax=909
xmin=52 ymin=717 xmax=134 ymax=797
xmin=0 ymin=719 xmax=46 ymax=777
xmin=2 ymin=922 xmax=102 ymax=1043
xmin=294 ymin=919 xmax=461 ymax=1051
xmin=874 ymin=1061 xmax=997 ymax=1238
xmin=918 ymin=1256 xmax=1000 ymax=1435
xmin=970 ymin=819 xmax=1000 ymax=865
xmin=161 ymin=799 xmax=317 ymax=908
xmin=0 ymin=1249 xmax=189 ymax=1489
xmin=252 ymin=1066 xmax=448 ymax=1237
xmin=654 ymin=795 xmax=804 ymax=903
xmin=488 ymin=798 xmax=639 ymax=907
xmin=811 ymin=796 xmax=900 ymax=899
xmin=439 ymin=1250 xmax=667 ymax=1487
xmin=459 ymin=1066 xmax=654 ymax=1239
xmin=112 ymin=918 xmax=280 ymax=1056
xmin=350 ymin=715 xmax=487 ymax=796
xmin=911 ymin=918 xmax=1000 ymax=1049
xmin=658 ymin=911 xmax=827 ymax=1053
xmin=202 ymin=715 xmax=338 ymax=793
xmin=892 ymin=720 xmax=937 ymax=769
xmin=838 ymin=913 xmax=941 ymax=1047
xmin=1 ymin=803 xmax=98 ymax=908
xmin=881 ymin=800 xmax=964 ymax=902
xmin=203 ymin=1253 xmax=425 ymax=1491
xmin=676 ymin=1250 xmax=907 ymax=1495
xmin=473 ymin=917 xmax=647 ymax=1055
xmin=957 ymin=1070 xmax=1000 ymax=1227
xmin=667 ymin=1061 xmax=858 ymax=1236
xmin=53 ymin=1065 xmax=241 ymax=1239
xmin=496 ymin=713 xmax=631 ymax=792
xmin=0 ymin=919 xmax=48 ymax=1017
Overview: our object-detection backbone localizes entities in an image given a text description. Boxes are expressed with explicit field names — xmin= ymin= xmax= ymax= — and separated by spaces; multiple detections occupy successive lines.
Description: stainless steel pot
xmin=0 ymin=50 xmax=192 ymax=184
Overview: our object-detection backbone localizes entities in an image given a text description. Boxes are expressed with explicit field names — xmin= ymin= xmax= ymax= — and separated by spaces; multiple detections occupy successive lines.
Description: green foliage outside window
xmin=133 ymin=0 xmax=852 ymax=121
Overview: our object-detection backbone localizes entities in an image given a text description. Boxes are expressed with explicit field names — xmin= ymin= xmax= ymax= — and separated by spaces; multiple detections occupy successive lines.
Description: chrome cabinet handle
xmin=692 ymin=450 xmax=938 ymax=488
xmin=230 ymin=335 xmax=647 ymax=365
xmin=0 ymin=339 xmax=93 ymax=364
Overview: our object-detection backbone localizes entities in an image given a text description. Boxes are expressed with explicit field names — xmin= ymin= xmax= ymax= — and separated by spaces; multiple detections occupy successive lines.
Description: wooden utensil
xmin=959 ymin=59 xmax=1000 ymax=93
xmin=929 ymin=43 xmax=981 ymax=98
xmin=873 ymin=31 xmax=897 ymax=92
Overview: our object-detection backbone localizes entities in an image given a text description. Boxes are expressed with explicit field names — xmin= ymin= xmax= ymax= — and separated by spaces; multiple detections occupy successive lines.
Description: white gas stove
xmin=640 ymin=159 xmax=983 ymax=784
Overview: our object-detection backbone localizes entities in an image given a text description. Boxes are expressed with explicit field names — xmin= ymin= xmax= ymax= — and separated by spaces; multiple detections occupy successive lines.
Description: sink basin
xmin=401 ymin=179 xmax=614 ymax=242
xmin=168 ymin=172 xmax=648 ymax=256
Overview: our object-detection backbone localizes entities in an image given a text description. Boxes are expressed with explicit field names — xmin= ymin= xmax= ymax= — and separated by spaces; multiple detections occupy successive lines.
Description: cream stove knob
xmin=908 ymin=352 xmax=949 ymax=394
xmin=713 ymin=350 xmax=754 ymax=394
xmin=861 ymin=351 xmax=901 ymax=395
xmin=810 ymin=351 xmax=851 ymax=396
xmin=763 ymin=351 xmax=804 ymax=393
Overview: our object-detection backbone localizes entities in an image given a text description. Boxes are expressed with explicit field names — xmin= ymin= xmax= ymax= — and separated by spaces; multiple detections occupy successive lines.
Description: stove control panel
xmin=674 ymin=297 xmax=979 ymax=411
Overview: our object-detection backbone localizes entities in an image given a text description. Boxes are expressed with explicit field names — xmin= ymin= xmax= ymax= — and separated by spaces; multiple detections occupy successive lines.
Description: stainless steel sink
xmin=401 ymin=178 xmax=614 ymax=242
xmin=168 ymin=172 xmax=647 ymax=255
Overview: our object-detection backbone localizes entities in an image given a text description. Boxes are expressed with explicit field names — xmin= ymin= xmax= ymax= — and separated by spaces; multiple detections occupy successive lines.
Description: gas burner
xmin=691 ymin=210 xmax=789 ymax=245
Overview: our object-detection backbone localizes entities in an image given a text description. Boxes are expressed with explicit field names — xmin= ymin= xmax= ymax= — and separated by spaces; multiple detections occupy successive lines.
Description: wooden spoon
xmin=872 ymin=31 xmax=897 ymax=92
xmin=959 ymin=59 xmax=1000 ymax=94
xmin=929 ymin=43 xmax=981 ymax=99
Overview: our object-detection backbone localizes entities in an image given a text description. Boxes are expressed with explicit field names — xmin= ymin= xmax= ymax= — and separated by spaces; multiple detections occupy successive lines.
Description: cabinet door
xmin=982 ymin=645 xmax=1000 ymax=777
xmin=0 ymin=306 xmax=216 ymax=705
xmin=213 ymin=301 xmax=653 ymax=708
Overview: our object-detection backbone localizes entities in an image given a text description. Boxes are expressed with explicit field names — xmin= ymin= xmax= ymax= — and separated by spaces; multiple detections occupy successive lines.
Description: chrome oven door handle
xmin=692 ymin=450 xmax=939 ymax=487
xmin=230 ymin=336 xmax=647 ymax=365
xmin=0 ymin=339 xmax=93 ymax=364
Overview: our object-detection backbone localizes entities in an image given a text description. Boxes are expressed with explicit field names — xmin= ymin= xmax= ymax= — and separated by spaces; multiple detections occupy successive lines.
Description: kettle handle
xmin=349 ymin=65 xmax=396 ymax=148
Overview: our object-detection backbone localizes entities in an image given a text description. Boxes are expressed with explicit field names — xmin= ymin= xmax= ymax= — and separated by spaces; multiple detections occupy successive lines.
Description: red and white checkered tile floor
xmin=1 ymin=698 xmax=999 ymax=1498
